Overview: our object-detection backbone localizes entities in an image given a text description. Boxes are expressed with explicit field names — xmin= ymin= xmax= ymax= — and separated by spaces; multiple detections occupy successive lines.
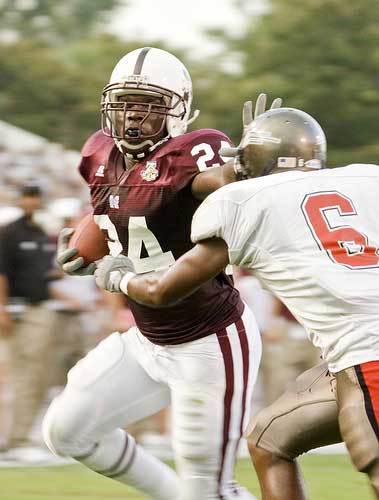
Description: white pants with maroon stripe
xmin=43 ymin=305 xmax=261 ymax=499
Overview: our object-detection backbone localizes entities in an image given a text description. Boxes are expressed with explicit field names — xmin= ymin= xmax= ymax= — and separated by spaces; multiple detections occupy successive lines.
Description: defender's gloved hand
xmin=56 ymin=228 xmax=96 ymax=276
xmin=95 ymin=255 xmax=136 ymax=293
xmin=219 ymin=93 xmax=282 ymax=159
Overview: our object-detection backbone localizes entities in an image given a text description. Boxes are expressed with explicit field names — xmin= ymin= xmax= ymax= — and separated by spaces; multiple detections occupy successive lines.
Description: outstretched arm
xmin=95 ymin=238 xmax=230 ymax=308
xmin=191 ymin=160 xmax=236 ymax=200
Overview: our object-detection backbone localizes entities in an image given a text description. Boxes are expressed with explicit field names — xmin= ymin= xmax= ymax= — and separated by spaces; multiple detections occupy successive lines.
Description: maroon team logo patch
xmin=141 ymin=161 xmax=159 ymax=181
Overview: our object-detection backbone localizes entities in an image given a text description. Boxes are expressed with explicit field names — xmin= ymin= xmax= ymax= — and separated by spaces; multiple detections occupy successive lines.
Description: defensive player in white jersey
xmin=95 ymin=107 xmax=379 ymax=498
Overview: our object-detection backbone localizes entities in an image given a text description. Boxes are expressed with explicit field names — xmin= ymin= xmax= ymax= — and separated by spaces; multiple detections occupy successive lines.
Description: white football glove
xmin=219 ymin=93 xmax=282 ymax=159
xmin=95 ymin=255 xmax=136 ymax=293
xmin=56 ymin=227 xmax=96 ymax=276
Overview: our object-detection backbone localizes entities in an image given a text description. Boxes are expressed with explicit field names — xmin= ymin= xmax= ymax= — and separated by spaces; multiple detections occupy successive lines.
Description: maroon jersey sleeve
xmin=167 ymin=128 xmax=233 ymax=191
xmin=78 ymin=130 xmax=115 ymax=186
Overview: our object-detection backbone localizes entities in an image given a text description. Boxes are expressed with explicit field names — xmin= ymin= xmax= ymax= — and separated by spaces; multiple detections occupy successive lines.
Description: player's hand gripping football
xmin=219 ymin=93 xmax=282 ymax=180
xmin=95 ymin=254 xmax=136 ymax=293
xmin=56 ymin=228 xmax=97 ymax=276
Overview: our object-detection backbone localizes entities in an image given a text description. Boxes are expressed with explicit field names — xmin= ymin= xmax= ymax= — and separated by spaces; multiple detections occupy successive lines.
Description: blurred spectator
xmin=0 ymin=182 xmax=59 ymax=457
xmin=47 ymin=275 xmax=96 ymax=389
xmin=99 ymin=291 xmax=136 ymax=339
xmin=233 ymin=268 xmax=274 ymax=333
xmin=234 ymin=268 xmax=321 ymax=408
xmin=260 ymin=297 xmax=321 ymax=405
xmin=46 ymin=211 xmax=102 ymax=389
xmin=46 ymin=210 xmax=133 ymax=390
xmin=234 ymin=268 xmax=275 ymax=412
xmin=0 ymin=339 xmax=11 ymax=450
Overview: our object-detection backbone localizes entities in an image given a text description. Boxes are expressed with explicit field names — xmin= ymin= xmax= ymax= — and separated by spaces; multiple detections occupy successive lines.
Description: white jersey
xmin=191 ymin=164 xmax=379 ymax=372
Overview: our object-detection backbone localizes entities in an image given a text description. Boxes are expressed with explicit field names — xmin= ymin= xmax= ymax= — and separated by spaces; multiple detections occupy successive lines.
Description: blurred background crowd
xmin=0 ymin=0 xmax=378 ymax=462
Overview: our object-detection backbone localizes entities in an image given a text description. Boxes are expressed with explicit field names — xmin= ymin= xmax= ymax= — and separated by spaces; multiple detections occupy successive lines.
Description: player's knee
xmin=246 ymin=408 xmax=299 ymax=462
xmin=246 ymin=410 xmax=266 ymax=448
xmin=248 ymin=440 xmax=272 ymax=466
xmin=246 ymin=408 xmax=275 ymax=452
xmin=42 ymin=397 xmax=89 ymax=457
xmin=42 ymin=400 xmax=68 ymax=456
xmin=247 ymin=422 xmax=288 ymax=474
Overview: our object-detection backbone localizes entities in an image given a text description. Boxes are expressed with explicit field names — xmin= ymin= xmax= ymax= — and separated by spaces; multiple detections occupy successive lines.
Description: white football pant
xmin=43 ymin=305 xmax=261 ymax=499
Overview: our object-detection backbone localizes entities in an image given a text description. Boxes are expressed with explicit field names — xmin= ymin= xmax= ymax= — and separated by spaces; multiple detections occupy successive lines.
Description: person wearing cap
xmin=0 ymin=183 xmax=58 ymax=458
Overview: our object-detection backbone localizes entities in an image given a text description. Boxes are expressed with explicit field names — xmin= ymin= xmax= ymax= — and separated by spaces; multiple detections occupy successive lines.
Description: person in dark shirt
xmin=0 ymin=183 xmax=57 ymax=456
xmin=259 ymin=297 xmax=321 ymax=406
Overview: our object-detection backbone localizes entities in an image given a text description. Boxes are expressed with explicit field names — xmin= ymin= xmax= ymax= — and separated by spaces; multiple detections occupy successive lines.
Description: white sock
xmin=224 ymin=481 xmax=260 ymax=500
xmin=76 ymin=429 xmax=180 ymax=500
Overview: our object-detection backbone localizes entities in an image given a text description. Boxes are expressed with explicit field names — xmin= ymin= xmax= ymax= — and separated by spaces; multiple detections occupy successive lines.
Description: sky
xmin=111 ymin=0 xmax=268 ymax=56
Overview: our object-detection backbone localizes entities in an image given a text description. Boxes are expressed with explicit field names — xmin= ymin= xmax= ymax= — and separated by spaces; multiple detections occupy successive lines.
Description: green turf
xmin=0 ymin=455 xmax=372 ymax=500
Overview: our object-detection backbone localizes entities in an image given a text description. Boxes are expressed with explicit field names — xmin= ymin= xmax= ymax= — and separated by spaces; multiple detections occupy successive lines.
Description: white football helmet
xmin=101 ymin=47 xmax=198 ymax=157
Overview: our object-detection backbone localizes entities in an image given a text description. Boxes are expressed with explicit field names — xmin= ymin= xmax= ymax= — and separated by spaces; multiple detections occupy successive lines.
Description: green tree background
xmin=0 ymin=0 xmax=378 ymax=165
xmin=202 ymin=0 xmax=379 ymax=166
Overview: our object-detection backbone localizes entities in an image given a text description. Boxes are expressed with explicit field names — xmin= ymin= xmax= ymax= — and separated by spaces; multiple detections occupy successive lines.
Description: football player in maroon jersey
xmin=44 ymin=47 xmax=281 ymax=500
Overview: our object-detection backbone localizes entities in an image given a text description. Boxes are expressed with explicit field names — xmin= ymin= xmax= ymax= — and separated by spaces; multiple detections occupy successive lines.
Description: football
xmin=68 ymin=213 xmax=109 ymax=266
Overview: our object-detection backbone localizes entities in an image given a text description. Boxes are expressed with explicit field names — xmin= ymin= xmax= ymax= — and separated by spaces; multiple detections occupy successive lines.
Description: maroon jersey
xmin=79 ymin=128 xmax=244 ymax=345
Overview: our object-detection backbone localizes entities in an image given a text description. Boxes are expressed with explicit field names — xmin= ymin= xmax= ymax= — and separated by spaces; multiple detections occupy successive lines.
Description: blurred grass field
xmin=0 ymin=455 xmax=372 ymax=500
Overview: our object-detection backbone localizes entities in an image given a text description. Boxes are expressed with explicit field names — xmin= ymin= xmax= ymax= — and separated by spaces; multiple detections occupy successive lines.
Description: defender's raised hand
xmin=219 ymin=93 xmax=282 ymax=159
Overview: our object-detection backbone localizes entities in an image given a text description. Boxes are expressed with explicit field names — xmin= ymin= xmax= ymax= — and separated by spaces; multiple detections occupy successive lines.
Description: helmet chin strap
xmin=115 ymin=136 xmax=170 ymax=160
xmin=115 ymin=110 xmax=200 ymax=160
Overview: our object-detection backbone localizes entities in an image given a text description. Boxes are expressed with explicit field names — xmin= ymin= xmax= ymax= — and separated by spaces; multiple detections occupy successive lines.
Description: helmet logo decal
xmin=245 ymin=130 xmax=281 ymax=145
xmin=123 ymin=74 xmax=150 ymax=83
xmin=277 ymin=157 xmax=297 ymax=168
xmin=277 ymin=157 xmax=322 ymax=169
xmin=141 ymin=161 xmax=159 ymax=181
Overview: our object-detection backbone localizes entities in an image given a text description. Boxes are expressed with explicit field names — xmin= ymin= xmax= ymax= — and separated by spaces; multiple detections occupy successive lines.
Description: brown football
xmin=68 ymin=213 xmax=109 ymax=265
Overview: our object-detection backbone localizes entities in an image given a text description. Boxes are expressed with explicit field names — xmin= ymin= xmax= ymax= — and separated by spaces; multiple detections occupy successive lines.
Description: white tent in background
xmin=0 ymin=120 xmax=89 ymax=235
xmin=0 ymin=120 xmax=87 ymax=205
xmin=0 ymin=120 xmax=48 ymax=153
